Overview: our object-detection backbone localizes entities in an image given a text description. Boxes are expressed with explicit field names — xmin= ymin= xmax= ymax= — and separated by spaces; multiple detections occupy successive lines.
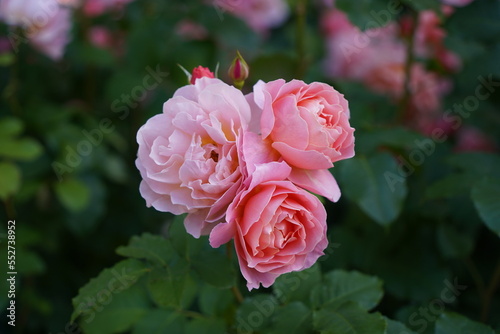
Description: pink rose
xmin=455 ymin=126 xmax=496 ymax=153
xmin=215 ymin=0 xmax=289 ymax=33
xmin=175 ymin=20 xmax=209 ymax=40
xmin=253 ymin=79 xmax=355 ymax=170
xmin=0 ymin=0 xmax=72 ymax=60
xmin=135 ymin=78 xmax=251 ymax=238
xmin=210 ymin=159 xmax=328 ymax=290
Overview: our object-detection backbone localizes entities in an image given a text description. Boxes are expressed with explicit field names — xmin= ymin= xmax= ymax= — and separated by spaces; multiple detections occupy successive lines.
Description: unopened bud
xmin=228 ymin=51 xmax=249 ymax=89
xmin=190 ymin=66 xmax=215 ymax=84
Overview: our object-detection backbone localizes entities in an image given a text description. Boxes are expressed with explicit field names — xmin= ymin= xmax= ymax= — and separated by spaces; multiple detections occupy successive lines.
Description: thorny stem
xmin=398 ymin=9 xmax=419 ymax=122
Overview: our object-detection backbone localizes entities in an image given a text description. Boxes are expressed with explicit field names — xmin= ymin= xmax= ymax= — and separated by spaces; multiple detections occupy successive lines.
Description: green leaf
xmin=54 ymin=178 xmax=90 ymax=212
xmin=270 ymin=302 xmax=314 ymax=334
xmin=401 ymin=0 xmax=441 ymax=11
xmin=0 ymin=117 xmax=23 ymax=138
xmin=0 ymin=162 xmax=21 ymax=200
xmin=435 ymin=312 xmax=495 ymax=334
xmin=192 ymin=247 xmax=236 ymax=289
xmin=436 ymin=223 xmax=474 ymax=259
xmin=169 ymin=214 xmax=203 ymax=260
xmin=185 ymin=318 xmax=227 ymax=334
xmin=336 ymin=0 xmax=397 ymax=30
xmin=311 ymin=270 xmax=383 ymax=311
xmin=273 ymin=264 xmax=321 ymax=305
xmin=0 ymin=138 xmax=43 ymax=161
xmin=132 ymin=309 xmax=186 ymax=334
xmin=336 ymin=153 xmax=408 ymax=226
xmin=313 ymin=302 xmax=386 ymax=334
xmin=237 ymin=294 xmax=278 ymax=332
xmin=64 ymin=175 xmax=106 ymax=235
xmin=71 ymin=258 xmax=148 ymax=322
xmin=447 ymin=0 xmax=500 ymax=43
xmin=446 ymin=153 xmax=500 ymax=178
xmin=384 ymin=318 xmax=417 ymax=334
xmin=147 ymin=263 xmax=198 ymax=309
xmin=356 ymin=127 xmax=424 ymax=155
xmin=198 ymin=284 xmax=235 ymax=317
xmin=116 ymin=233 xmax=174 ymax=267
xmin=0 ymin=52 xmax=15 ymax=66
xmin=16 ymin=248 xmax=45 ymax=274
xmin=426 ymin=174 xmax=478 ymax=199
xmin=79 ymin=280 xmax=149 ymax=334
xmin=471 ymin=178 xmax=500 ymax=237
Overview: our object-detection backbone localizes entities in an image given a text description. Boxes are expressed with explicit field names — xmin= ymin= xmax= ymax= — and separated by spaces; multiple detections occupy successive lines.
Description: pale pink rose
xmin=253 ymin=79 xmax=355 ymax=170
xmin=175 ymin=20 xmax=209 ymax=40
xmin=215 ymin=0 xmax=289 ymax=33
xmin=322 ymin=9 xmax=406 ymax=81
xmin=210 ymin=159 xmax=328 ymax=290
xmin=441 ymin=0 xmax=474 ymax=7
xmin=364 ymin=62 xmax=405 ymax=99
xmin=455 ymin=126 xmax=497 ymax=153
xmin=0 ymin=0 xmax=72 ymax=60
xmin=29 ymin=7 xmax=71 ymax=60
xmin=136 ymin=78 xmax=251 ymax=238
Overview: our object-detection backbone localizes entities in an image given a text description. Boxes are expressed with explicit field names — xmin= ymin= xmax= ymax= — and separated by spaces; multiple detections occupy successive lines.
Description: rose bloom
xmin=210 ymin=159 xmax=328 ymax=290
xmin=253 ymin=79 xmax=355 ymax=170
xmin=136 ymin=78 xmax=251 ymax=238
xmin=413 ymin=10 xmax=461 ymax=72
xmin=215 ymin=0 xmax=289 ymax=33
xmin=175 ymin=20 xmax=209 ymax=40
xmin=455 ymin=126 xmax=497 ymax=153
xmin=0 ymin=0 xmax=72 ymax=60
xmin=321 ymin=9 xmax=405 ymax=81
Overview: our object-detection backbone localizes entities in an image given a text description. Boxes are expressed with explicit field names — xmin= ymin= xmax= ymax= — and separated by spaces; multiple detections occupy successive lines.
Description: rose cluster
xmin=136 ymin=67 xmax=355 ymax=290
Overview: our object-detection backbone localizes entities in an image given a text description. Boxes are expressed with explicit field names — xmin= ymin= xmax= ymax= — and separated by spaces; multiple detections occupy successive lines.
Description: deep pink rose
xmin=210 ymin=159 xmax=328 ymax=290
xmin=190 ymin=66 xmax=215 ymax=84
xmin=136 ymin=78 xmax=251 ymax=238
xmin=82 ymin=0 xmax=135 ymax=17
xmin=253 ymin=79 xmax=355 ymax=170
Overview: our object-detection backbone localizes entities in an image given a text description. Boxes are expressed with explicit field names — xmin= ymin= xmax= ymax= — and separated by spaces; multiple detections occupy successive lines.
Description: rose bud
xmin=228 ymin=51 xmax=249 ymax=89
xmin=190 ymin=66 xmax=215 ymax=84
